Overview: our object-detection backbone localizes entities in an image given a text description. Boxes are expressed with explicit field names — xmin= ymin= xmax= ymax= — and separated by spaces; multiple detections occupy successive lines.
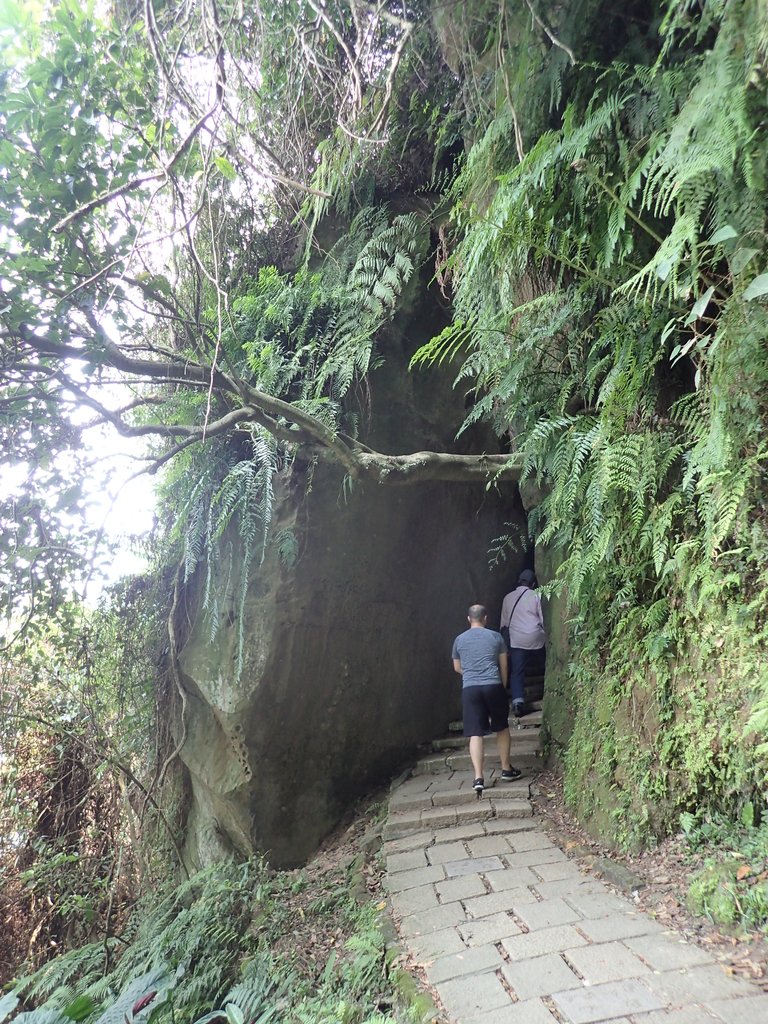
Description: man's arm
xmin=453 ymin=658 xmax=462 ymax=675
xmin=499 ymin=651 xmax=508 ymax=688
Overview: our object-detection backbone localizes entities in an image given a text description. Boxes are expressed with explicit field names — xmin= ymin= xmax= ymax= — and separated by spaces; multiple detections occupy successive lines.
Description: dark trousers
xmin=507 ymin=647 xmax=528 ymax=705
xmin=508 ymin=646 xmax=546 ymax=704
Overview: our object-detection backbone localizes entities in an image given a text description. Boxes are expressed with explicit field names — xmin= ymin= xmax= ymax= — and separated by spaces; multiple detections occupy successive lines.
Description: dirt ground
xmin=533 ymin=770 xmax=768 ymax=992
xmin=268 ymin=792 xmax=390 ymax=981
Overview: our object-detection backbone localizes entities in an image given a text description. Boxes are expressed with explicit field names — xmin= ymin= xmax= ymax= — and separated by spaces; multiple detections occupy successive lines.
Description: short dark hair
xmin=468 ymin=604 xmax=486 ymax=622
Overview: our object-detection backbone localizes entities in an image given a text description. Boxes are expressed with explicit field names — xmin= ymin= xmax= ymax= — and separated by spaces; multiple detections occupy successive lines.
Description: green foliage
xmin=683 ymin=811 xmax=768 ymax=933
xmin=412 ymin=0 xmax=768 ymax=847
xmin=7 ymin=858 xmax=402 ymax=1024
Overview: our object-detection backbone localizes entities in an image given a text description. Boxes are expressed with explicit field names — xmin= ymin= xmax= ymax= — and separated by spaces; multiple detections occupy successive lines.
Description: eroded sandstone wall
xmin=176 ymin=288 xmax=526 ymax=868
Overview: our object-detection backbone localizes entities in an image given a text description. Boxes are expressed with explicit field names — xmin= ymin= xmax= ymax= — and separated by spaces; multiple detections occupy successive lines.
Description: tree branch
xmin=524 ymin=0 xmax=576 ymax=65
xmin=8 ymin=322 xmax=524 ymax=485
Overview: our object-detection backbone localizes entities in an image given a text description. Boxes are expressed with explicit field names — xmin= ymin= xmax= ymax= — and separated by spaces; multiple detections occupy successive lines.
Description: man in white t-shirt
xmin=500 ymin=569 xmax=546 ymax=718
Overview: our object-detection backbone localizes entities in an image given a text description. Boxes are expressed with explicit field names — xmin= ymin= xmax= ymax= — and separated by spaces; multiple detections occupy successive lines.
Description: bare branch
xmin=524 ymin=0 xmax=576 ymax=65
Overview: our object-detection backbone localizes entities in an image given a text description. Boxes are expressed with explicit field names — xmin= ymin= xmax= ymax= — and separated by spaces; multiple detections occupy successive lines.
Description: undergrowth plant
xmin=1 ymin=857 xmax=404 ymax=1024
xmin=682 ymin=808 xmax=768 ymax=933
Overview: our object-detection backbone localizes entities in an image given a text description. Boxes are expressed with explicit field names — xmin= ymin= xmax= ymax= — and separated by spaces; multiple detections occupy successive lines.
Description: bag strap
xmin=503 ymin=590 xmax=528 ymax=632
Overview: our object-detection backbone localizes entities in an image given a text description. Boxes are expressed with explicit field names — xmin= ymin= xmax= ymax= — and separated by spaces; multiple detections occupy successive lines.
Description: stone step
xmin=413 ymin=748 xmax=542 ymax=777
xmin=433 ymin=729 xmax=541 ymax=752
xmin=512 ymin=707 xmax=543 ymax=729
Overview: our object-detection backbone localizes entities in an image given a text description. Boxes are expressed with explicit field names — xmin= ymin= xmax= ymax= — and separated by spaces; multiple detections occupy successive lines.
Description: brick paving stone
xmin=466 ymin=835 xmax=515 ymax=857
xmin=433 ymin=823 xmax=489 ymax=843
xmin=427 ymin=841 xmax=469 ymax=865
xmin=623 ymin=933 xmax=715 ymax=971
xmin=390 ymin=791 xmax=433 ymax=813
xmin=406 ymin=926 xmax=468 ymax=961
xmin=464 ymin=886 xmax=539 ymax=919
xmin=505 ymin=846 xmax=566 ymax=867
xmin=465 ymin=998 xmax=559 ymax=1023
xmin=507 ymin=832 xmax=558 ymax=853
xmin=383 ymin=812 xmax=424 ymax=841
xmin=433 ymin=789 xmax=482 ymax=807
xmin=501 ymin=925 xmax=588 ymax=960
xmin=563 ymin=941 xmax=652 ymax=984
xmin=551 ymin=978 xmax=665 ymax=1023
xmin=443 ymin=856 xmax=506 ymax=877
xmin=488 ymin=781 xmax=531 ymax=799
xmin=387 ymin=848 xmax=428 ymax=873
xmin=383 ymin=830 xmax=434 ymax=854
xmin=644 ymin=965 xmax=757 ymax=1005
xmin=639 ymin=1010 xmax=721 ymax=1023
xmin=532 ymin=878 xmax=604 ymax=900
xmin=484 ymin=817 xmax=540 ymax=834
xmin=486 ymin=865 xmax=540 ymax=890
xmin=422 ymin=807 xmax=458 ymax=828
xmin=533 ymin=860 xmax=588 ymax=881
xmin=444 ymin=754 xmax=474 ymax=771
xmin=390 ymin=885 xmax=440 ymax=917
xmin=392 ymin=777 xmax=434 ymax=795
xmin=575 ymin=913 xmax=665 ymax=943
xmin=514 ymin=897 xmax=582 ymax=931
xmin=490 ymin=799 xmax=533 ymax=819
xmin=427 ymin=776 xmax=464 ymax=792
xmin=705 ymin=995 xmax=768 ymax=1023
xmin=413 ymin=756 xmax=449 ymax=775
xmin=425 ymin=943 xmax=504 ymax=984
xmin=458 ymin=912 xmax=522 ymax=946
xmin=501 ymin=952 xmax=582 ymax=999
xmin=434 ymin=971 xmax=511 ymax=1020
xmin=399 ymin=902 xmax=468 ymax=937
xmin=436 ymin=874 xmax=486 ymax=904
xmin=386 ymin=864 xmax=445 ymax=892
xmin=451 ymin=771 xmax=490 ymax=786
xmin=564 ymin=891 xmax=633 ymax=919
xmin=456 ymin=803 xmax=497 ymax=824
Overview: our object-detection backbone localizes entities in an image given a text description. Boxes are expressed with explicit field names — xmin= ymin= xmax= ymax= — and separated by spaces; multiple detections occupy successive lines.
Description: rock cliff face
xmin=175 ymin=287 xmax=526 ymax=868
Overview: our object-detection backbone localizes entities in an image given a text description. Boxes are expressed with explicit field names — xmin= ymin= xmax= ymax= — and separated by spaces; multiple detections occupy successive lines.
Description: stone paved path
xmin=383 ymin=717 xmax=768 ymax=1024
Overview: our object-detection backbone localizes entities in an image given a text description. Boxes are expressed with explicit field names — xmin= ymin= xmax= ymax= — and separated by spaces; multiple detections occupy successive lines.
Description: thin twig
xmin=524 ymin=0 xmax=576 ymax=65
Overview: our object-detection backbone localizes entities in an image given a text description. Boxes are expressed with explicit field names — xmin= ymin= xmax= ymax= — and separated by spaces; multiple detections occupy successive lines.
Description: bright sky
xmin=79 ymin=423 xmax=159 ymax=598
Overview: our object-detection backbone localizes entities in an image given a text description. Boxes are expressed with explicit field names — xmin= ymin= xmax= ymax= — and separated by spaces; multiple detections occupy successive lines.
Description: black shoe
xmin=501 ymin=767 xmax=522 ymax=781
xmin=472 ymin=777 xmax=485 ymax=791
xmin=512 ymin=701 xmax=525 ymax=719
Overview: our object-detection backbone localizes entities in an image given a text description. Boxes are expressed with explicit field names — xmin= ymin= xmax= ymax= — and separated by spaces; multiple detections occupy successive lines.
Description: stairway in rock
xmin=384 ymin=700 xmax=543 ymax=843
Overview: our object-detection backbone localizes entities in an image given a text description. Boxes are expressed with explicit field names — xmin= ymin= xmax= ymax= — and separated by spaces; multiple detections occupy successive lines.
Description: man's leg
xmin=495 ymin=727 xmax=511 ymax=772
xmin=469 ymin=735 xmax=484 ymax=780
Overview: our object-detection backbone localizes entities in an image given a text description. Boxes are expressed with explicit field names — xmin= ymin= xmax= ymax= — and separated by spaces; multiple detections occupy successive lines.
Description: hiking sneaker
xmin=512 ymin=701 xmax=526 ymax=719
xmin=501 ymin=766 xmax=522 ymax=781
xmin=472 ymin=777 xmax=485 ymax=791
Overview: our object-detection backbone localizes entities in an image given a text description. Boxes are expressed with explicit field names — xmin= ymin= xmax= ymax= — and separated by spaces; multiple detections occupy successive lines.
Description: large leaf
xmin=0 ymin=993 xmax=20 ymax=1024
xmin=744 ymin=273 xmax=768 ymax=301
xmin=92 ymin=967 xmax=173 ymax=1024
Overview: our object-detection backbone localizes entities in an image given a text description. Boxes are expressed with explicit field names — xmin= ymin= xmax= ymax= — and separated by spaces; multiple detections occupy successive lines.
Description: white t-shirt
xmin=500 ymin=586 xmax=545 ymax=650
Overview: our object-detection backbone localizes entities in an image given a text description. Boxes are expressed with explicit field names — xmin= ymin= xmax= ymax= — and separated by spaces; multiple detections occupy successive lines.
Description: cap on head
xmin=518 ymin=568 xmax=536 ymax=586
